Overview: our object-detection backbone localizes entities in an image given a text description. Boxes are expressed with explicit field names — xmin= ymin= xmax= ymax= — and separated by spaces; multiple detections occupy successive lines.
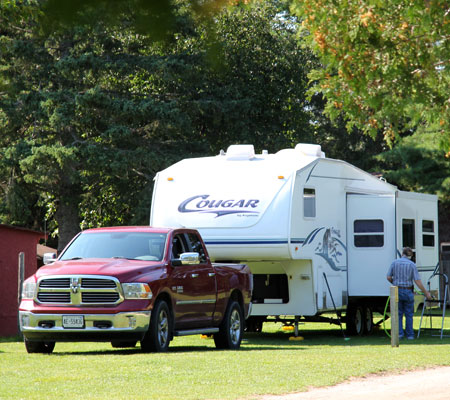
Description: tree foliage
xmin=376 ymin=129 xmax=450 ymax=200
xmin=0 ymin=1 xmax=204 ymax=249
xmin=293 ymin=0 xmax=450 ymax=152
xmin=0 ymin=0 xmax=317 ymax=249
xmin=36 ymin=0 xmax=231 ymax=40
xmin=182 ymin=0 xmax=315 ymax=152
xmin=374 ymin=126 xmax=450 ymax=240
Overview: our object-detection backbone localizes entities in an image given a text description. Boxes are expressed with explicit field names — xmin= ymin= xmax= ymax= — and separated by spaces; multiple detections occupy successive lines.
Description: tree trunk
xmin=439 ymin=202 xmax=450 ymax=243
xmin=55 ymin=198 xmax=81 ymax=253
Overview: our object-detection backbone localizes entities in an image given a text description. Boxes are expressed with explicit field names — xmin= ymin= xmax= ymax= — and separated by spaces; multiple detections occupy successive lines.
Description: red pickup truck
xmin=19 ymin=226 xmax=252 ymax=353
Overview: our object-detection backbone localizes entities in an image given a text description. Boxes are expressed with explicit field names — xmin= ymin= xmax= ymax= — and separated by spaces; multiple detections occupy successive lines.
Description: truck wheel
xmin=214 ymin=300 xmax=243 ymax=350
xmin=346 ymin=305 xmax=364 ymax=336
xmin=141 ymin=300 xmax=171 ymax=352
xmin=24 ymin=338 xmax=55 ymax=354
xmin=364 ymin=306 xmax=373 ymax=334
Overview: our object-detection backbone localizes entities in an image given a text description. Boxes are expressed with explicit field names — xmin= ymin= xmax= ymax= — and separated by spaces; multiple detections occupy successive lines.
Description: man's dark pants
xmin=398 ymin=287 xmax=415 ymax=338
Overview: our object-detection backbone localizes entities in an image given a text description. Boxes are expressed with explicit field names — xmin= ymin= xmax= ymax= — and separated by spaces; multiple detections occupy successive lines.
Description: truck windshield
xmin=60 ymin=232 xmax=168 ymax=262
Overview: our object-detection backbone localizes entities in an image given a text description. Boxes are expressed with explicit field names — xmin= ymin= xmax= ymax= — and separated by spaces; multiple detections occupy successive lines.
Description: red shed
xmin=0 ymin=224 xmax=44 ymax=337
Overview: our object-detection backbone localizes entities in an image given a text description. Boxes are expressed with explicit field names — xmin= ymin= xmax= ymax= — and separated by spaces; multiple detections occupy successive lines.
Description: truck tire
xmin=214 ymin=300 xmax=243 ymax=350
xmin=346 ymin=305 xmax=364 ymax=336
xmin=364 ymin=306 xmax=374 ymax=334
xmin=140 ymin=300 xmax=171 ymax=352
xmin=24 ymin=338 xmax=55 ymax=354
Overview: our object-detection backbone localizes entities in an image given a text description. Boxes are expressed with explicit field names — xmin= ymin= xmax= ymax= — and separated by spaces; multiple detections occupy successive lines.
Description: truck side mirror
xmin=172 ymin=252 xmax=200 ymax=266
xmin=43 ymin=253 xmax=57 ymax=265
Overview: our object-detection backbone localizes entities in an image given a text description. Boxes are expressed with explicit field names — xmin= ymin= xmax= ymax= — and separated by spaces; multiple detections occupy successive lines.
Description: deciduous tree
xmin=293 ymin=0 xmax=450 ymax=152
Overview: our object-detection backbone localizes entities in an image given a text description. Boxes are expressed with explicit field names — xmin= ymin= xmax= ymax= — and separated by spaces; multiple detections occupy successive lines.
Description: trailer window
xmin=422 ymin=220 xmax=435 ymax=247
xmin=402 ymin=219 xmax=415 ymax=248
xmin=353 ymin=219 xmax=384 ymax=247
xmin=303 ymin=188 xmax=316 ymax=218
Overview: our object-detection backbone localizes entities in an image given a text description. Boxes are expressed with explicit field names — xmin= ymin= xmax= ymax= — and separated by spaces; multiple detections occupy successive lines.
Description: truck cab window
xmin=304 ymin=188 xmax=316 ymax=218
xmin=187 ymin=233 xmax=207 ymax=263
xmin=171 ymin=235 xmax=185 ymax=259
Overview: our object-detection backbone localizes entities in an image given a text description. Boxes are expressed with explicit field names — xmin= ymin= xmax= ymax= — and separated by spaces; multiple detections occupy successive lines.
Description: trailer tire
xmin=24 ymin=338 xmax=55 ymax=354
xmin=140 ymin=299 xmax=171 ymax=352
xmin=214 ymin=300 xmax=243 ymax=350
xmin=346 ymin=305 xmax=364 ymax=336
xmin=364 ymin=306 xmax=374 ymax=334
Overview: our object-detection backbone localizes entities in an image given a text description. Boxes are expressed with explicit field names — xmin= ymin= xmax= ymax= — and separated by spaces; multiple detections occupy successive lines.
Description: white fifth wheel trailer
xmin=150 ymin=143 xmax=439 ymax=335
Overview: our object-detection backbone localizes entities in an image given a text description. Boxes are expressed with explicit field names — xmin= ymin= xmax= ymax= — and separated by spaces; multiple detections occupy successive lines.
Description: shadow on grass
xmin=4 ymin=321 xmax=450 ymax=355
xmin=46 ymin=328 xmax=450 ymax=356
xmin=51 ymin=343 xmax=309 ymax=356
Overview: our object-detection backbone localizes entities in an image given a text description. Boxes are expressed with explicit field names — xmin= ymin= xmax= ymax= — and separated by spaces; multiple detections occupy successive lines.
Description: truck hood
xmin=35 ymin=258 xmax=165 ymax=282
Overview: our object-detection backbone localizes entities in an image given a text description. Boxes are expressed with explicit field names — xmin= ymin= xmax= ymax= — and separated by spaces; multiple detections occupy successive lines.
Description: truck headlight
xmin=122 ymin=283 xmax=153 ymax=300
xmin=22 ymin=281 xmax=36 ymax=300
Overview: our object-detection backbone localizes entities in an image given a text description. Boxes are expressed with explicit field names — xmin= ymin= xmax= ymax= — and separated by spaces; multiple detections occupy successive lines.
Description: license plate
xmin=62 ymin=315 xmax=84 ymax=329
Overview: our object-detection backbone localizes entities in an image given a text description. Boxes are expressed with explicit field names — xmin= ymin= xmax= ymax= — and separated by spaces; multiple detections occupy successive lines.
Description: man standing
xmin=387 ymin=247 xmax=433 ymax=339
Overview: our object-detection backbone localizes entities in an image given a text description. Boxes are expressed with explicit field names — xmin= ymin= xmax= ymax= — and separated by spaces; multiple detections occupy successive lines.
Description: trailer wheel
xmin=214 ymin=300 xmax=243 ymax=350
xmin=24 ymin=338 xmax=55 ymax=354
xmin=346 ymin=305 xmax=364 ymax=336
xmin=141 ymin=299 xmax=171 ymax=352
xmin=364 ymin=306 xmax=374 ymax=334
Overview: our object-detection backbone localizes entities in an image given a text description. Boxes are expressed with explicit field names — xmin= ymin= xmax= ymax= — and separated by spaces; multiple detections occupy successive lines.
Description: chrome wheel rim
xmin=158 ymin=309 xmax=169 ymax=347
xmin=229 ymin=308 xmax=241 ymax=345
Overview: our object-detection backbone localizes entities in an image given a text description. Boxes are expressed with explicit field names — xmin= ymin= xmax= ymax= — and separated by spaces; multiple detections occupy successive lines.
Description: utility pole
xmin=17 ymin=252 xmax=25 ymax=338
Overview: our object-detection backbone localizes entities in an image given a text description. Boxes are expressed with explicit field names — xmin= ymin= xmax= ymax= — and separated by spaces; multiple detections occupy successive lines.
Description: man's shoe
xmin=407 ymin=336 xmax=415 ymax=340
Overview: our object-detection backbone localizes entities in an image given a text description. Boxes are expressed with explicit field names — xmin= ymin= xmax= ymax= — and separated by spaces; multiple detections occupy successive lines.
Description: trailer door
xmin=347 ymin=194 xmax=396 ymax=296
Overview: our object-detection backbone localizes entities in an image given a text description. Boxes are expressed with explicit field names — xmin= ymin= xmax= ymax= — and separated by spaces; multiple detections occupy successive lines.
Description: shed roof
xmin=0 ymin=223 xmax=44 ymax=237
xmin=37 ymin=244 xmax=57 ymax=258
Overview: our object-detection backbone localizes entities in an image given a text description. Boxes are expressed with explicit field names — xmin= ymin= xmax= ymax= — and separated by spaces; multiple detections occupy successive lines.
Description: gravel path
xmin=258 ymin=366 xmax=450 ymax=400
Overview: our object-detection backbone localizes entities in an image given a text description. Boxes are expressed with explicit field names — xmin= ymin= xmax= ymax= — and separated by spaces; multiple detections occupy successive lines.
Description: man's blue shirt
xmin=387 ymin=256 xmax=420 ymax=287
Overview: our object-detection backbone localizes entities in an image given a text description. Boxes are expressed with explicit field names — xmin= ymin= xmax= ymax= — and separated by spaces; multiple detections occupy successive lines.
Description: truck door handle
xmin=191 ymin=273 xmax=199 ymax=278
xmin=208 ymin=273 xmax=215 ymax=277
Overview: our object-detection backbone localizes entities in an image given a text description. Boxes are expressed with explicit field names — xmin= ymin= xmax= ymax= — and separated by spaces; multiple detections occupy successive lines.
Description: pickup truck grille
xmin=37 ymin=292 xmax=71 ymax=303
xmin=81 ymin=278 xmax=117 ymax=288
xmin=82 ymin=293 xmax=120 ymax=303
xmin=36 ymin=275 xmax=123 ymax=306
xmin=40 ymin=278 xmax=71 ymax=288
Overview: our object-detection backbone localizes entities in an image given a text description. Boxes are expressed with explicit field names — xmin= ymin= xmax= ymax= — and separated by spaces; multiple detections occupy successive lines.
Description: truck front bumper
xmin=19 ymin=311 xmax=151 ymax=342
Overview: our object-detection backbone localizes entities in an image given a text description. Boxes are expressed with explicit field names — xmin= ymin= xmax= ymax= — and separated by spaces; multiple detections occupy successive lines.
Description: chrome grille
xmin=82 ymin=293 xmax=120 ymax=303
xmin=37 ymin=293 xmax=71 ymax=303
xmin=40 ymin=278 xmax=70 ymax=288
xmin=36 ymin=275 xmax=123 ymax=306
xmin=81 ymin=278 xmax=116 ymax=288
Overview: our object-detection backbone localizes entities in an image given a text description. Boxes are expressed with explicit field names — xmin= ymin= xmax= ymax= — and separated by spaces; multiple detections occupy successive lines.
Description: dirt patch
xmin=259 ymin=366 xmax=450 ymax=400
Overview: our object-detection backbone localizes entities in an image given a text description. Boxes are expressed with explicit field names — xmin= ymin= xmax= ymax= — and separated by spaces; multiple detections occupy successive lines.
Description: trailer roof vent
xmin=225 ymin=144 xmax=255 ymax=160
xmin=295 ymin=143 xmax=325 ymax=158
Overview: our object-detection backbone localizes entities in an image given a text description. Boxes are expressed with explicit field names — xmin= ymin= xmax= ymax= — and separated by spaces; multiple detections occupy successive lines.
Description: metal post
xmin=390 ymin=286 xmax=399 ymax=347
xmin=17 ymin=252 xmax=25 ymax=337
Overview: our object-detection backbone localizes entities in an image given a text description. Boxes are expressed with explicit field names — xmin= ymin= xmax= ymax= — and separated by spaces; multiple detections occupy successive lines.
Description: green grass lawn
xmin=1 ymin=314 xmax=450 ymax=400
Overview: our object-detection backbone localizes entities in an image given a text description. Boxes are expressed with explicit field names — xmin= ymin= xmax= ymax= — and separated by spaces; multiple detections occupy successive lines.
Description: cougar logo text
xmin=178 ymin=195 xmax=260 ymax=217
